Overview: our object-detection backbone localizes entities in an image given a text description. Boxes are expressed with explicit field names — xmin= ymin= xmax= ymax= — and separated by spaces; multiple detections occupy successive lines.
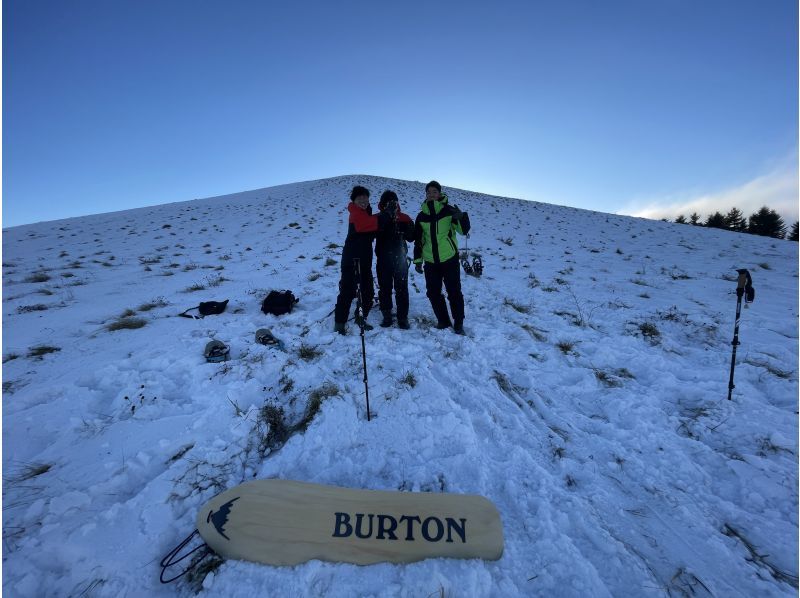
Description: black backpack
xmin=179 ymin=299 xmax=229 ymax=319
xmin=261 ymin=291 xmax=298 ymax=316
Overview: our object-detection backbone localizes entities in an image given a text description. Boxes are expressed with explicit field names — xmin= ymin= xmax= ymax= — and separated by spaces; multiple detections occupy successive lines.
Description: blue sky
xmin=4 ymin=0 xmax=798 ymax=227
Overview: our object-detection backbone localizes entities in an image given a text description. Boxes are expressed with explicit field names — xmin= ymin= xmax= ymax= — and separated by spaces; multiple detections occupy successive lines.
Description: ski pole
xmin=353 ymin=258 xmax=371 ymax=421
xmin=727 ymin=268 xmax=754 ymax=400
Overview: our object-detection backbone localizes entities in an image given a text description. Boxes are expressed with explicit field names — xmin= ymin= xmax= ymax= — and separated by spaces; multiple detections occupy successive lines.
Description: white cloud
xmin=620 ymin=160 xmax=799 ymax=224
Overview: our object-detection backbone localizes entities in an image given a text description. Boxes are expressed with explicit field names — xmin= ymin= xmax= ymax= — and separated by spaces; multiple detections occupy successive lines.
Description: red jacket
xmin=342 ymin=203 xmax=387 ymax=266
xmin=347 ymin=202 xmax=380 ymax=234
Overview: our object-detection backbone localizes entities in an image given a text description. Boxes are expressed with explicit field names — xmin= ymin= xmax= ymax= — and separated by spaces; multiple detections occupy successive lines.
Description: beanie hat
xmin=378 ymin=190 xmax=399 ymax=211
xmin=350 ymin=185 xmax=370 ymax=201
xmin=425 ymin=180 xmax=442 ymax=193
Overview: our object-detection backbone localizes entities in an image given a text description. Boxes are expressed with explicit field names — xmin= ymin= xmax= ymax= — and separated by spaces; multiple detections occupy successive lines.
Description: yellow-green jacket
xmin=413 ymin=194 xmax=471 ymax=264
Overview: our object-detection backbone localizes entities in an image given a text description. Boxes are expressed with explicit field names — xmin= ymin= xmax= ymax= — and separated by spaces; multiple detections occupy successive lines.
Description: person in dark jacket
xmin=375 ymin=190 xmax=415 ymax=329
xmin=333 ymin=186 xmax=389 ymax=334
xmin=413 ymin=180 xmax=471 ymax=335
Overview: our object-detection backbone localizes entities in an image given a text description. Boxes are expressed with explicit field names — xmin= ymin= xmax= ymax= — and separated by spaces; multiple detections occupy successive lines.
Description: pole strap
xmin=736 ymin=269 xmax=755 ymax=303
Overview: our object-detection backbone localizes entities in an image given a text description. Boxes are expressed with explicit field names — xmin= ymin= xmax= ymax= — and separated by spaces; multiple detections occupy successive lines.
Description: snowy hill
xmin=3 ymin=174 xmax=798 ymax=597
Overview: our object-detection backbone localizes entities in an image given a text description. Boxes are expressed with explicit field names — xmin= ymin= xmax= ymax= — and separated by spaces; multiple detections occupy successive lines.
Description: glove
xmin=415 ymin=263 xmax=424 ymax=274
xmin=451 ymin=206 xmax=463 ymax=221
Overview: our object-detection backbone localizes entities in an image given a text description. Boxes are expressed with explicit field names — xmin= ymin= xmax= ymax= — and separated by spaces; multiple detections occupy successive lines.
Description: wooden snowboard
xmin=196 ymin=479 xmax=504 ymax=566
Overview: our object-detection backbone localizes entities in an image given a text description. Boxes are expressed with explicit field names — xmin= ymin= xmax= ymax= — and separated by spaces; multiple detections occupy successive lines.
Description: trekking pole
xmin=353 ymin=258 xmax=371 ymax=421
xmin=727 ymin=269 xmax=755 ymax=400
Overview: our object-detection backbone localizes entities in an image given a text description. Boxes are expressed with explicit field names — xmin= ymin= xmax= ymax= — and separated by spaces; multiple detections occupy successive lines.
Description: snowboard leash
xmin=159 ymin=529 xmax=212 ymax=583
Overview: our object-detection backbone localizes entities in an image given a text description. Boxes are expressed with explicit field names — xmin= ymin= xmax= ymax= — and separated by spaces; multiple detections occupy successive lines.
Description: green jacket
xmin=413 ymin=194 xmax=471 ymax=264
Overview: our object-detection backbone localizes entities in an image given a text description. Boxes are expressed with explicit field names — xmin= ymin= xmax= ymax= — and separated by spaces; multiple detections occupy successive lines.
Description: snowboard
xmin=197 ymin=478 xmax=504 ymax=566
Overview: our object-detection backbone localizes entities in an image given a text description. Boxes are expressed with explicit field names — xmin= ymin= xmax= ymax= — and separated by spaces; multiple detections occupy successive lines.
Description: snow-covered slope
xmin=3 ymin=175 xmax=798 ymax=597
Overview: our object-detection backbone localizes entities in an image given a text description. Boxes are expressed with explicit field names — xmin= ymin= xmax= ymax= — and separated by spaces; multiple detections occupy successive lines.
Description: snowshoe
xmin=255 ymin=328 xmax=282 ymax=348
xmin=461 ymin=253 xmax=474 ymax=275
xmin=204 ymin=340 xmax=230 ymax=363
xmin=471 ymin=256 xmax=483 ymax=277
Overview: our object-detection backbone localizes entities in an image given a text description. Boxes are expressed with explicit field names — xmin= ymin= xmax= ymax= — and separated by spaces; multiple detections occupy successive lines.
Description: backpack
xmin=261 ymin=291 xmax=298 ymax=316
xmin=179 ymin=299 xmax=229 ymax=319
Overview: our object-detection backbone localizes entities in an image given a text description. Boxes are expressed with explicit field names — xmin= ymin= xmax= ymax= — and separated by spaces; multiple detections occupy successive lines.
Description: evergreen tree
xmin=674 ymin=214 xmax=688 ymax=224
xmin=789 ymin=221 xmax=799 ymax=242
xmin=705 ymin=212 xmax=727 ymax=229
xmin=724 ymin=207 xmax=747 ymax=232
xmin=747 ymin=206 xmax=787 ymax=238
xmin=689 ymin=212 xmax=702 ymax=225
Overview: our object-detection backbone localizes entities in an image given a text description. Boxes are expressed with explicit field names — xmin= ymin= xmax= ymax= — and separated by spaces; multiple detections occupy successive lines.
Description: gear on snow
xmin=204 ymin=340 xmax=230 ymax=363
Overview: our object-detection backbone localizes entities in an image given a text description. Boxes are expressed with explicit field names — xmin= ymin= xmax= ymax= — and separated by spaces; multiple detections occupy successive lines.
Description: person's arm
xmin=413 ymin=215 xmax=423 ymax=262
xmin=413 ymin=214 xmax=424 ymax=272
xmin=350 ymin=208 xmax=379 ymax=233
xmin=404 ymin=222 xmax=415 ymax=242
xmin=458 ymin=211 xmax=471 ymax=236
xmin=450 ymin=205 xmax=471 ymax=236
xmin=399 ymin=214 xmax=415 ymax=242
xmin=350 ymin=207 xmax=390 ymax=232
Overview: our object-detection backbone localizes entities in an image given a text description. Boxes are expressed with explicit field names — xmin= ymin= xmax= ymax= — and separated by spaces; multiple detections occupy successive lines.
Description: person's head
xmin=350 ymin=185 xmax=370 ymax=209
xmin=425 ymin=180 xmax=442 ymax=201
xmin=378 ymin=190 xmax=399 ymax=212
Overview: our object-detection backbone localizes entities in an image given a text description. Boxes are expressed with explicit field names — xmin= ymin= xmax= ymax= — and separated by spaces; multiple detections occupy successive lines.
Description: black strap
xmin=737 ymin=269 xmax=755 ymax=304
xmin=159 ymin=529 xmax=211 ymax=584
xmin=178 ymin=306 xmax=202 ymax=319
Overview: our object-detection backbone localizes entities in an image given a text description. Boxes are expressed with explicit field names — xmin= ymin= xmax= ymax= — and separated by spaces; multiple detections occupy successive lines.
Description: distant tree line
xmin=668 ymin=206 xmax=798 ymax=241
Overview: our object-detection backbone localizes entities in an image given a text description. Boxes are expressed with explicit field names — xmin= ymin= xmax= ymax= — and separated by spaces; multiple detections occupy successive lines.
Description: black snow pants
xmin=377 ymin=252 xmax=410 ymax=320
xmin=334 ymin=254 xmax=374 ymax=324
xmin=423 ymin=256 xmax=464 ymax=325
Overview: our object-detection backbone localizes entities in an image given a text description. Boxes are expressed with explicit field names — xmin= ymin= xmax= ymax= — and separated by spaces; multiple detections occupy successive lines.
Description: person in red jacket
xmin=333 ymin=186 xmax=390 ymax=335
xmin=375 ymin=190 xmax=415 ymax=328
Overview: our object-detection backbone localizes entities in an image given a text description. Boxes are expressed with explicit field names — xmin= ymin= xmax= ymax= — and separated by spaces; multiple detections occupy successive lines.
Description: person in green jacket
xmin=413 ymin=180 xmax=471 ymax=334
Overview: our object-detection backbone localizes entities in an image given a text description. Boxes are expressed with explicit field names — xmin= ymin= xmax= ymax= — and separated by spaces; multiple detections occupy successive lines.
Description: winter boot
xmin=397 ymin=319 xmax=410 ymax=330
xmin=334 ymin=321 xmax=346 ymax=335
xmin=435 ymin=319 xmax=452 ymax=330
xmin=453 ymin=320 xmax=465 ymax=335
xmin=380 ymin=310 xmax=393 ymax=328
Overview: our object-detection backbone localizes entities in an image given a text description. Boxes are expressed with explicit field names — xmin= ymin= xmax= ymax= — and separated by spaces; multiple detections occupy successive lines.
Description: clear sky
xmin=4 ymin=0 xmax=798 ymax=227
